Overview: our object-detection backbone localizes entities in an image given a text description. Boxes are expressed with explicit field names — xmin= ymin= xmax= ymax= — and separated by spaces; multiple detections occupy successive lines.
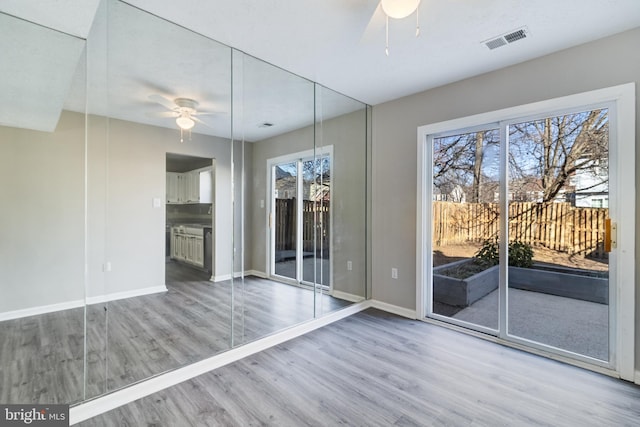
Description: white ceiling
xmin=0 ymin=13 xmax=85 ymax=132
xmin=0 ymin=0 xmax=100 ymax=38
xmin=124 ymin=0 xmax=640 ymax=105
xmin=1 ymin=0 xmax=639 ymax=138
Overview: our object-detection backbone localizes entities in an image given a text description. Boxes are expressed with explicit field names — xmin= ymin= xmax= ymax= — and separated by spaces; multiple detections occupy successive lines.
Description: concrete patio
xmin=452 ymin=288 xmax=609 ymax=361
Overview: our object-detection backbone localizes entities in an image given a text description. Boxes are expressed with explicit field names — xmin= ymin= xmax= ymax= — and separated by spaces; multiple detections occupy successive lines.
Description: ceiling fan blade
xmin=192 ymin=116 xmax=214 ymax=129
xmin=192 ymin=110 xmax=227 ymax=117
xmin=145 ymin=111 xmax=178 ymax=118
xmin=360 ymin=2 xmax=386 ymax=44
xmin=148 ymin=94 xmax=177 ymax=110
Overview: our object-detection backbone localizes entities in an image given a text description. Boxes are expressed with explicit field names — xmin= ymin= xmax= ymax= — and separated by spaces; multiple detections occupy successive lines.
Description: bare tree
xmin=433 ymin=130 xmax=498 ymax=202
xmin=472 ymin=132 xmax=483 ymax=203
xmin=509 ymin=109 xmax=608 ymax=202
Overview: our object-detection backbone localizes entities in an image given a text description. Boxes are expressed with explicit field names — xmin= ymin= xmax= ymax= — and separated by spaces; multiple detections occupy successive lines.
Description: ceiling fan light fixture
xmin=176 ymin=115 xmax=195 ymax=130
xmin=381 ymin=0 xmax=420 ymax=19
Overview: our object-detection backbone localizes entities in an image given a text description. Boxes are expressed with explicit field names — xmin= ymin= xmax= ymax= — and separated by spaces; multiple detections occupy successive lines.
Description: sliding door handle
xmin=605 ymin=218 xmax=617 ymax=252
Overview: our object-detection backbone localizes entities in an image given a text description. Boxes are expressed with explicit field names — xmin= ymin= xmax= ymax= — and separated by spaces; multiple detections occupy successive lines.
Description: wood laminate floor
xmin=79 ymin=309 xmax=640 ymax=427
xmin=0 ymin=262 xmax=350 ymax=404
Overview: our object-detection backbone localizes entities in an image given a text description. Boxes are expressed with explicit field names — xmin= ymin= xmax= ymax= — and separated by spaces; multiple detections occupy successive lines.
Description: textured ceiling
xmin=124 ymin=0 xmax=640 ymax=105
xmin=1 ymin=0 xmax=639 ymax=138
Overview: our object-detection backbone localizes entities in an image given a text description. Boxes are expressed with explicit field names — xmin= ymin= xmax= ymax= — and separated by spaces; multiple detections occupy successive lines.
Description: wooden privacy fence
xmin=432 ymin=201 xmax=608 ymax=259
xmin=274 ymin=198 xmax=330 ymax=252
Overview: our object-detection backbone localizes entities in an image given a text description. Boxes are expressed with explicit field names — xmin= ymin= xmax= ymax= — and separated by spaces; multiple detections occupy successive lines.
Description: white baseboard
xmin=0 ymin=286 xmax=168 ymax=322
xmin=86 ymin=286 xmax=168 ymax=305
xmin=212 ymin=271 xmax=269 ymax=282
xmin=212 ymin=273 xmax=231 ymax=282
xmin=0 ymin=299 xmax=84 ymax=322
xmin=370 ymin=300 xmax=417 ymax=319
xmin=244 ymin=270 xmax=267 ymax=278
xmin=69 ymin=300 xmax=371 ymax=425
xmin=331 ymin=290 xmax=365 ymax=303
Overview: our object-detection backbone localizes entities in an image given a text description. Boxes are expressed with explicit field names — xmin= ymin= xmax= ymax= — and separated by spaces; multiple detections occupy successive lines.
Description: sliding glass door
xmin=506 ymin=109 xmax=610 ymax=361
xmin=421 ymin=99 xmax=623 ymax=369
xmin=273 ymin=160 xmax=299 ymax=281
xmin=271 ymin=150 xmax=332 ymax=289
xmin=430 ymin=128 xmax=500 ymax=332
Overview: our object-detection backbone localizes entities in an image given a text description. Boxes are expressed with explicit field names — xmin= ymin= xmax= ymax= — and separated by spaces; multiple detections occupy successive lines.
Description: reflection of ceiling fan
xmin=148 ymin=94 xmax=216 ymax=142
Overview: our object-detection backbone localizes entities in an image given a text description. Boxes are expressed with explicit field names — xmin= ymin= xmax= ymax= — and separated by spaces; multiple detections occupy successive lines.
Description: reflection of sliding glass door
xmin=270 ymin=149 xmax=332 ymax=289
xmin=273 ymin=160 xmax=298 ymax=280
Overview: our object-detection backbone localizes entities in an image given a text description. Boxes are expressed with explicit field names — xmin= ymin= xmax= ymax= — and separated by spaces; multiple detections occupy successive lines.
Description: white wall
xmin=371 ymin=28 xmax=640 ymax=366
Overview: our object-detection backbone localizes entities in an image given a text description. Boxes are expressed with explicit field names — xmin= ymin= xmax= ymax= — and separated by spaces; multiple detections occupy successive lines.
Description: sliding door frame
xmin=266 ymin=146 xmax=334 ymax=290
xmin=416 ymin=83 xmax=635 ymax=381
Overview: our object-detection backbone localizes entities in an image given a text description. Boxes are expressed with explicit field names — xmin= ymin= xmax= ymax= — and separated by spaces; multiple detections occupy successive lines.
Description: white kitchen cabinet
xmin=166 ymin=166 xmax=212 ymax=204
xmin=185 ymin=170 xmax=200 ymax=203
xmin=170 ymin=226 xmax=204 ymax=268
xmin=199 ymin=168 xmax=212 ymax=203
xmin=166 ymin=172 xmax=181 ymax=203
xmin=171 ymin=229 xmax=183 ymax=259
xmin=191 ymin=236 xmax=204 ymax=266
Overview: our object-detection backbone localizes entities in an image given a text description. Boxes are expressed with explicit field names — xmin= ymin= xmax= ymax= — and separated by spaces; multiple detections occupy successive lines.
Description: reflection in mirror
xmin=231 ymin=51 xmax=317 ymax=346
xmin=314 ymin=86 xmax=369 ymax=316
xmin=0 ymin=13 xmax=87 ymax=404
xmin=231 ymin=51 xmax=370 ymax=347
xmin=84 ymin=0 xmax=233 ymax=398
xmin=0 ymin=0 xmax=370 ymax=407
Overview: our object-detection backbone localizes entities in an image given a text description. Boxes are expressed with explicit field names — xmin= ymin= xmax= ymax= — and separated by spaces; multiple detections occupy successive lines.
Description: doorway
xmin=165 ymin=153 xmax=214 ymax=283
xmin=268 ymin=147 xmax=333 ymax=290
xmin=417 ymin=85 xmax=635 ymax=378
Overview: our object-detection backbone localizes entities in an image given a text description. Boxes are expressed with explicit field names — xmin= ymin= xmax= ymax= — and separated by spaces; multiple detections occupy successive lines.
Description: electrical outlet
xmin=103 ymin=262 xmax=112 ymax=272
xmin=347 ymin=260 xmax=353 ymax=271
xmin=391 ymin=268 xmax=398 ymax=279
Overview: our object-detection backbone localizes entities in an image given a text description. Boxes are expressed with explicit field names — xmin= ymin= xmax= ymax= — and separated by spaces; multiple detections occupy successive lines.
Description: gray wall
xmin=249 ymin=126 xmax=314 ymax=275
xmin=0 ymin=110 xmax=233 ymax=313
xmin=248 ymin=109 xmax=368 ymax=297
xmin=88 ymin=115 xmax=233 ymax=294
xmin=371 ymin=28 xmax=640 ymax=367
xmin=0 ymin=111 xmax=85 ymax=313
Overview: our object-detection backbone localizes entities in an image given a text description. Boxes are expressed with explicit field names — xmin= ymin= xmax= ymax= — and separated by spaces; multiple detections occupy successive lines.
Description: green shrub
xmin=508 ymin=240 xmax=534 ymax=268
xmin=474 ymin=239 xmax=533 ymax=268
xmin=474 ymin=239 xmax=499 ymax=267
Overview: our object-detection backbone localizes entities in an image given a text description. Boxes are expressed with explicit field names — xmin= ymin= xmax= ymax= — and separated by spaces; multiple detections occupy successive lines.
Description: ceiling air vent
xmin=483 ymin=27 xmax=529 ymax=50
xmin=485 ymin=38 xmax=507 ymax=50
xmin=504 ymin=29 xmax=527 ymax=43
xmin=259 ymin=122 xmax=274 ymax=128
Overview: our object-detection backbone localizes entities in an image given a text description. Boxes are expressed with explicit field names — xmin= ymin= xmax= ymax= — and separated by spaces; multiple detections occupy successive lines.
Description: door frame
xmin=266 ymin=146 xmax=334 ymax=290
xmin=416 ymin=83 xmax=635 ymax=380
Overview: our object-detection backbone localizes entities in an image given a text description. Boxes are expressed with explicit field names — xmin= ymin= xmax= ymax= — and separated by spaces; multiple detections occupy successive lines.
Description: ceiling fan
xmin=364 ymin=0 xmax=422 ymax=55
xmin=148 ymin=94 xmax=216 ymax=142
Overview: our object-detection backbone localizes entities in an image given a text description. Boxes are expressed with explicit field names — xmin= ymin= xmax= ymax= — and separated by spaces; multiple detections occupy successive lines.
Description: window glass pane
xmin=431 ymin=129 xmax=500 ymax=330
xmin=507 ymin=109 xmax=610 ymax=361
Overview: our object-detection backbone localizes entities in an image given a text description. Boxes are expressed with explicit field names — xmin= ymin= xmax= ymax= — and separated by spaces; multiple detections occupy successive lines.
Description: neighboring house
xmin=570 ymin=158 xmax=609 ymax=208
xmin=275 ymin=167 xmax=331 ymax=202
xmin=433 ymin=184 xmax=466 ymax=203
